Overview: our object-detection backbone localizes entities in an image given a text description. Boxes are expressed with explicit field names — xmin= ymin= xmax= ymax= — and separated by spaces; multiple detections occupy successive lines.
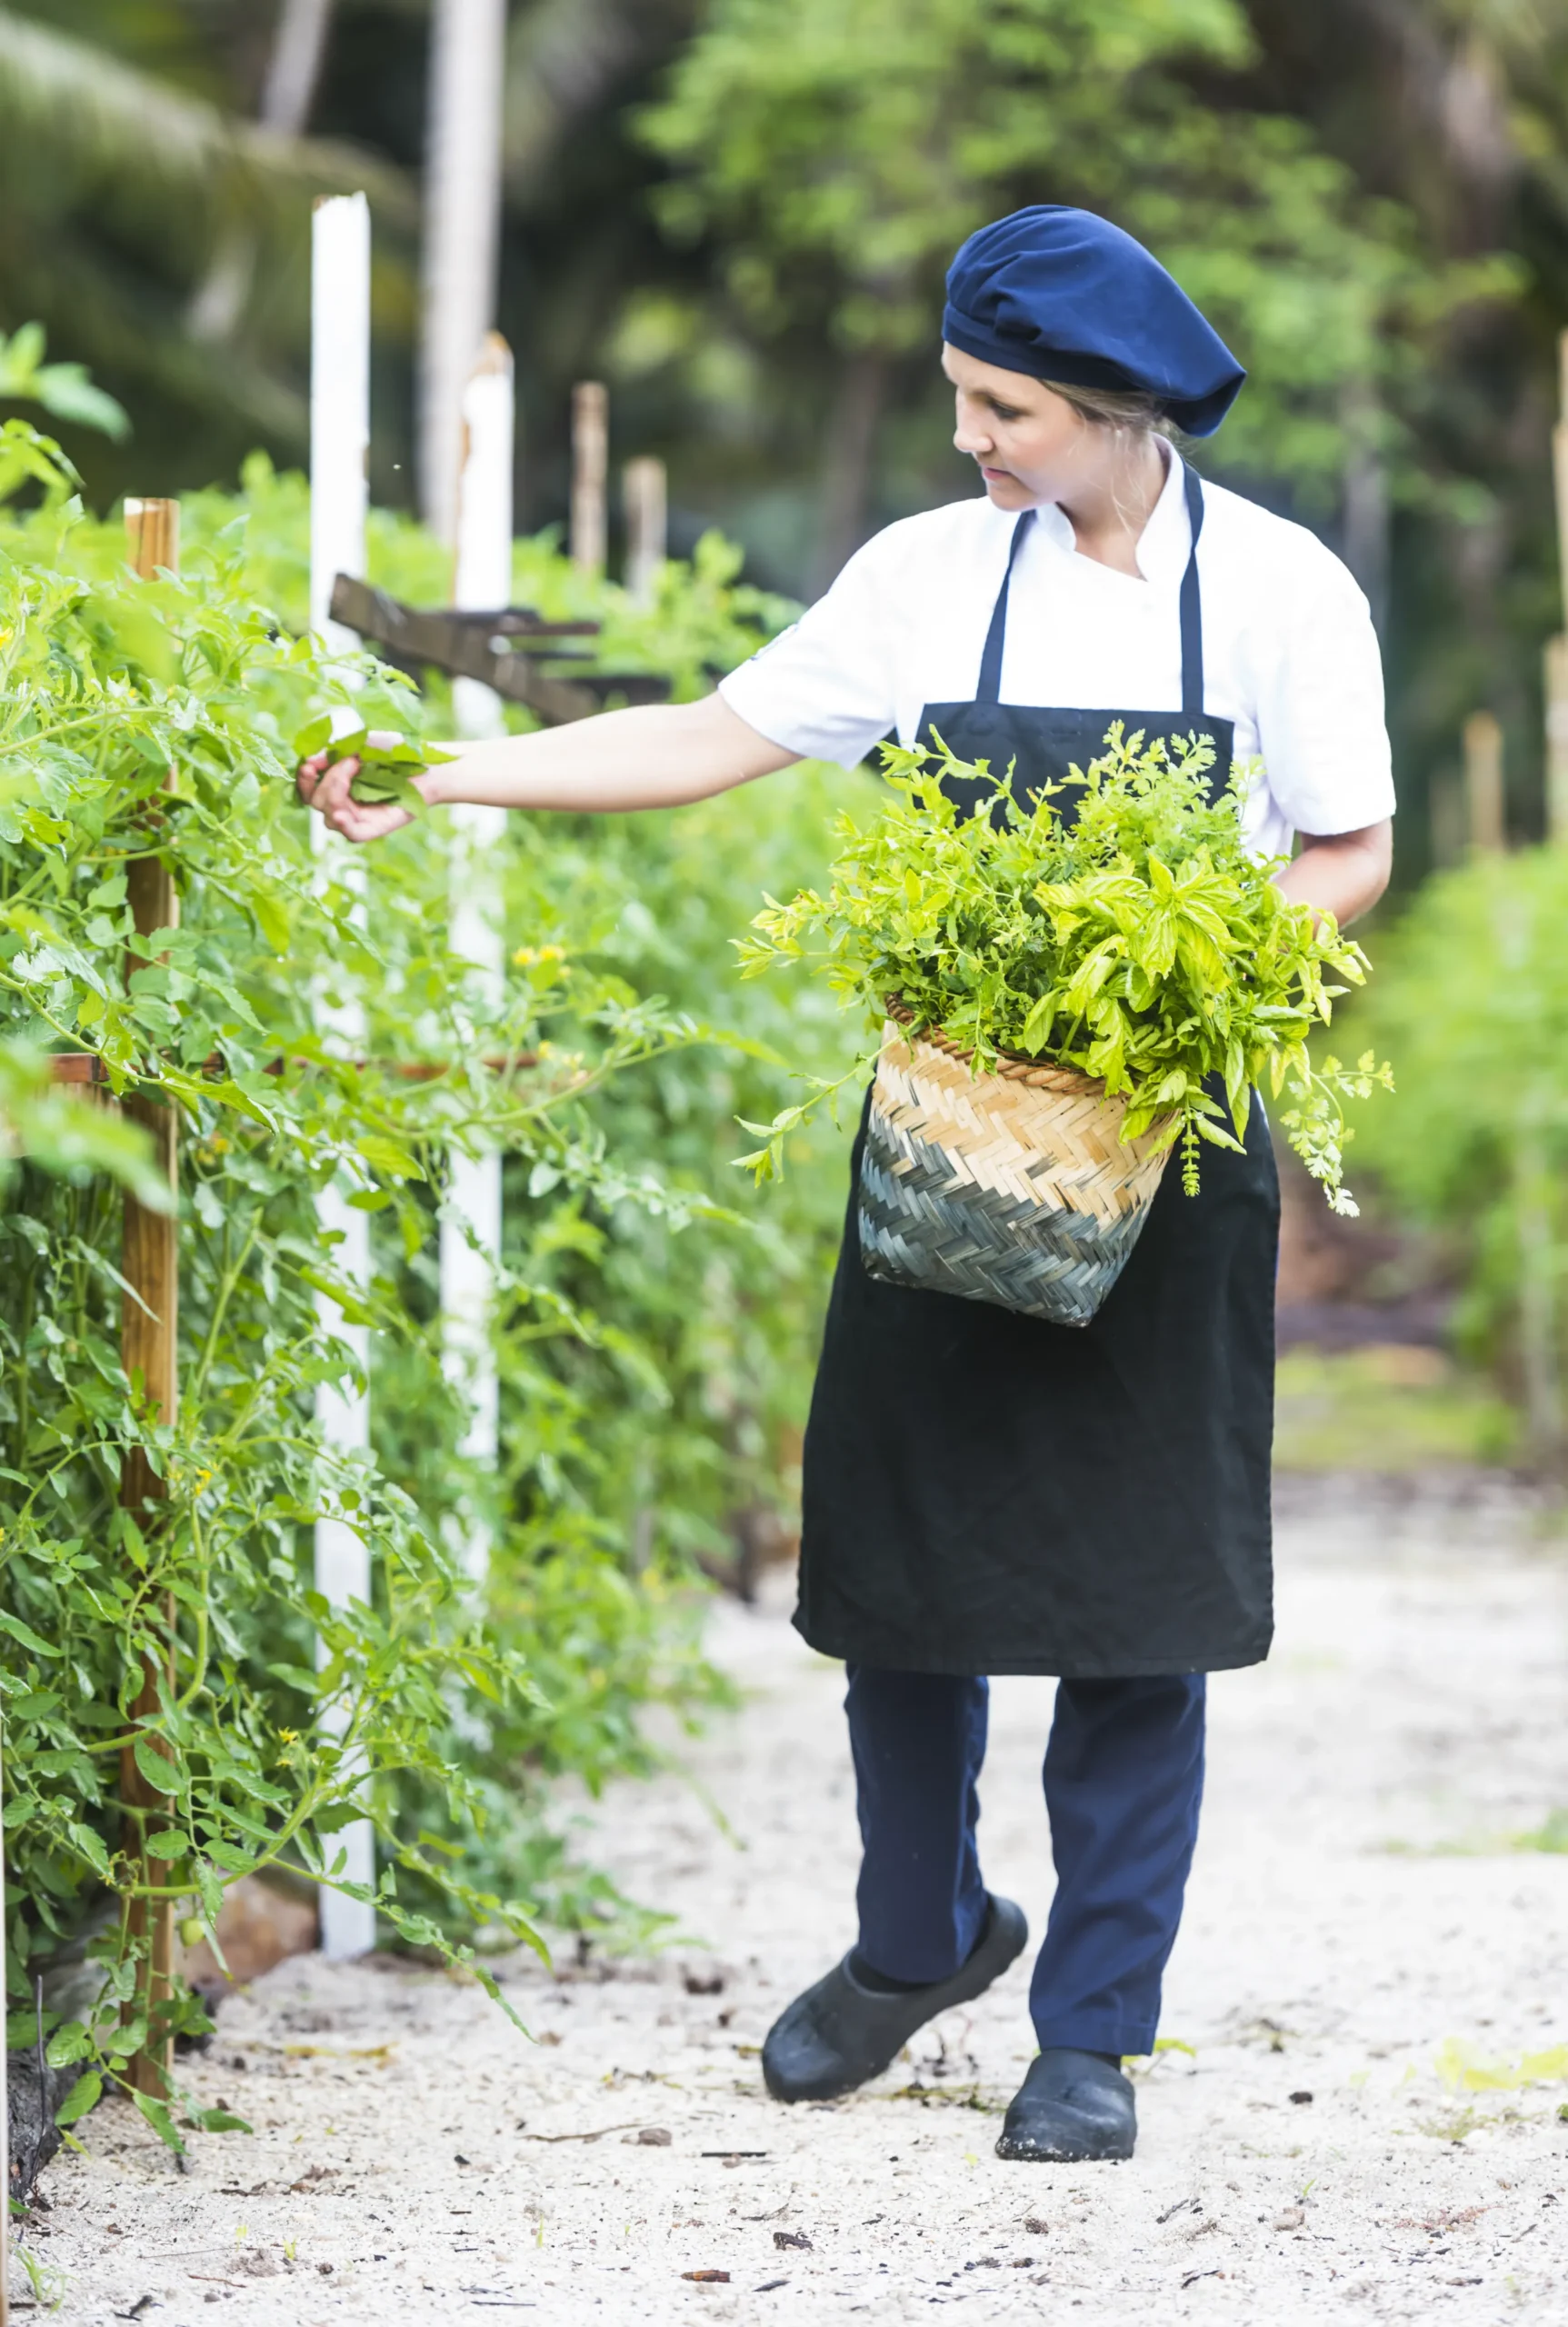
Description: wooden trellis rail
xmin=326 ymin=574 xmax=670 ymax=721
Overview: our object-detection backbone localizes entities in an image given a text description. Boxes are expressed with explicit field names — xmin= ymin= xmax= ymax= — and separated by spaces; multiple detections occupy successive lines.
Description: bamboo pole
xmin=119 ymin=497 xmax=182 ymax=2096
xmin=442 ymin=336 xmax=512 ymax=1583
xmin=310 ymin=195 xmax=377 ymax=1961
xmin=1463 ymin=710 xmax=1505 ymax=854
xmin=624 ymin=455 xmax=667 ymax=607
xmin=571 ymin=382 xmax=608 ymax=574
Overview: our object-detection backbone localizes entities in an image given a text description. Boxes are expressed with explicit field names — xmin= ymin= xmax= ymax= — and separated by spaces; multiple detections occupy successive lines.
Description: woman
xmin=302 ymin=206 xmax=1393 ymax=2165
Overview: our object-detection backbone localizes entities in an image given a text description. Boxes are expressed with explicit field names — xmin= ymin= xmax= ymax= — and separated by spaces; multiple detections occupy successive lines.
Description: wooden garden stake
xmin=571 ymin=381 xmax=608 ymax=574
xmin=1517 ymin=1106 xmax=1562 ymax=1463
xmin=1545 ymin=637 xmax=1568 ymax=844
xmin=1544 ymin=330 xmax=1568 ymax=838
xmin=119 ymin=496 xmax=181 ymax=2094
xmin=1462 ymin=710 xmax=1505 ymax=854
xmin=624 ymin=455 xmax=667 ymax=607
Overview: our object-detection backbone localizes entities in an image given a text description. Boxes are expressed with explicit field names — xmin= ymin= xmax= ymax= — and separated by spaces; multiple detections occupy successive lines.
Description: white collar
xmin=1032 ymin=442 xmax=1190 ymax=588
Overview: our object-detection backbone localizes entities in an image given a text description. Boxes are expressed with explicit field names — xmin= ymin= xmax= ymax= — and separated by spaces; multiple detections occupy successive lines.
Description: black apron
xmin=795 ymin=467 xmax=1278 ymax=1680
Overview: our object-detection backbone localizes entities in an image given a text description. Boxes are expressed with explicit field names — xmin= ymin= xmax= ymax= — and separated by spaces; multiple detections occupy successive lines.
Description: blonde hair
xmin=1041 ymin=378 xmax=1174 ymax=532
xmin=1041 ymin=377 xmax=1166 ymax=434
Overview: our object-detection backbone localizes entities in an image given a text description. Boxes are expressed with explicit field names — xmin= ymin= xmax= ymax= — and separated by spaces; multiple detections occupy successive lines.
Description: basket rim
xmin=884 ymin=994 xmax=1106 ymax=1096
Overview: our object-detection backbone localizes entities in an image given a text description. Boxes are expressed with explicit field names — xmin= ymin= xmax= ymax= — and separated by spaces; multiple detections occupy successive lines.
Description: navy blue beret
xmin=944 ymin=205 xmax=1245 ymax=438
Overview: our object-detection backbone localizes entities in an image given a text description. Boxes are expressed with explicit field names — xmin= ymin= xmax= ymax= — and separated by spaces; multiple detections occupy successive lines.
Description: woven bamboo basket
xmin=858 ymin=1001 xmax=1175 ymax=1328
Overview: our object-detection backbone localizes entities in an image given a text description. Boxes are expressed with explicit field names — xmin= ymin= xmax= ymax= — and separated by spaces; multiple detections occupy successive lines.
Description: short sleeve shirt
xmin=719 ymin=450 xmax=1394 ymax=863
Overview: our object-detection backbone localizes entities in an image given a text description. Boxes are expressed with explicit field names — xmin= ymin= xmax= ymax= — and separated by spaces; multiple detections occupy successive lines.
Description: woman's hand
xmin=295 ymin=730 xmax=434 ymax=844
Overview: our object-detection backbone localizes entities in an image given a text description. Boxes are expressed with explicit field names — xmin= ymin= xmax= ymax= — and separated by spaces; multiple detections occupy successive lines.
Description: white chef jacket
xmin=719 ymin=448 xmax=1395 ymax=864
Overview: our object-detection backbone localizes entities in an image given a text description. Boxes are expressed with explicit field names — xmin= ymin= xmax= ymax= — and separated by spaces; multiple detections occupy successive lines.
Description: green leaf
xmin=129 ymin=2088 xmax=185 ymax=2154
xmin=0 ymin=1612 xmax=60 ymax=1657
xmin=54 ymin=2071 xmax=103 ymax=2128
xmin=45 ymin=2022 xmax=90 ymax=2068
xmin=132 ymin=1736 xmax=181 ymax=1794
xmin=354 ymin=1135 xmax=424 ymax=1182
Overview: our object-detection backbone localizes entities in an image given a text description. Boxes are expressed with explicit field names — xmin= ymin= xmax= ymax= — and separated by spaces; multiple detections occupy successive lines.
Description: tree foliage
xmin=642 ymin=0 xmax=1453 ymax=494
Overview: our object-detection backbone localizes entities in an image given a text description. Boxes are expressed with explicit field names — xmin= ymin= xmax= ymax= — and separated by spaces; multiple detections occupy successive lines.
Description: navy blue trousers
xmin=846 ymin=1666 xmax=1206 ymax=2058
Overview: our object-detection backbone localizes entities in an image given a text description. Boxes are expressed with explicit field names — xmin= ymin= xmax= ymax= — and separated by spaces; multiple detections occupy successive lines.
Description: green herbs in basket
xmin=734 ymin=726 xmax=1391 ymax=1213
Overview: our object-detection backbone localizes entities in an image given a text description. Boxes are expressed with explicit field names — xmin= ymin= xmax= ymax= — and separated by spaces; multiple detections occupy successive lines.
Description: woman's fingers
xmin=310 ymin=754 xmax=361 ymax=821
xmin=295 ymin=749 xmax=332 ymax=804
xmin=317 ymin=760 xmax=413 ymax=843
xmin=298 ymin=744 xmax=420 ymax=844
xmin=325 ymin=795 xmax=413 ymax=844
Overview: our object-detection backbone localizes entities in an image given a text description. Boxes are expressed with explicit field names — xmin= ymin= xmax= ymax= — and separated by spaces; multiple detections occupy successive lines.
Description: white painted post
xmin=442 ymin=335 xmax=513 ymax=1583
xmin=309 ymin=193 xmax=376 ymax=1961
xmin=624 ymin=455 xmax=667 ymax=607
xmin=420 ymin=0 xmax=507 ymax=546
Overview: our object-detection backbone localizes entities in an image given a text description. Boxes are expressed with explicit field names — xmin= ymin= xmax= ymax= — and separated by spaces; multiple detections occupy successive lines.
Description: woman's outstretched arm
xmin=296 ymin=693 xmax=800 ymax=844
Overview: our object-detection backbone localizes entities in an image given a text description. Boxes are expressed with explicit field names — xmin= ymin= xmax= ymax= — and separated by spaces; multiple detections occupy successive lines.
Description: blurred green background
xmin=8 ymin=0 xmax=1568 ymax=888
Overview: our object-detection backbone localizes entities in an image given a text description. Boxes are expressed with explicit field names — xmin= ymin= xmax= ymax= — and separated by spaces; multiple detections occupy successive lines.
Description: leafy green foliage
xmin=0 ymin=322 xmax=129 ymax=441
xmin=1345 ymin=844 xmax=1568 ymax=1374
xmin=0 ymin=1037 xmax=167 ymax=1207
xmin=0 ymin=422 xmax=855 ymax=2136
xmin=737 ymin=728 xmax=1389 ymax=1205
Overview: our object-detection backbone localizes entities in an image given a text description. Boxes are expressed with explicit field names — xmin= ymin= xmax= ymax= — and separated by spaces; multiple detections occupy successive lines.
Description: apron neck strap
xmin=976 ymin=510 xmax=1035 ymax=703
xmin=1180 ymin=464 xmax=1206 ymax=717
xmin=974 ymin=462 xmax=1210 ymax=717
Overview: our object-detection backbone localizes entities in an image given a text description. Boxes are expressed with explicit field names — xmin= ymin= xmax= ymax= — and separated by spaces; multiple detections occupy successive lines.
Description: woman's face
xmin=944 ymin=345 xmax=1105 ymax=509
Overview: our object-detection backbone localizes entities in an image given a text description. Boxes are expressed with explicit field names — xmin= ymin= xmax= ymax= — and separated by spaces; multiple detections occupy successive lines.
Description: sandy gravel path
xmin=24 ymin=1481 xmax=1568 ymax=2326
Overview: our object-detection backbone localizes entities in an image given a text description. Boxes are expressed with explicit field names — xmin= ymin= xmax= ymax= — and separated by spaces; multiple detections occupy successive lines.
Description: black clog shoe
xmin=762 ymin=1894 xmax=1028 ymax=2104
xmin=994 ymin=2047 xmax=1136 ymax=2162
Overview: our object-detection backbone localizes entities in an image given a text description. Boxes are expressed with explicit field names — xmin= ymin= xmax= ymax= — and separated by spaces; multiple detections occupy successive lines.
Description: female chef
xmin=301 ymin=206 xmax=1394 ymax=2164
